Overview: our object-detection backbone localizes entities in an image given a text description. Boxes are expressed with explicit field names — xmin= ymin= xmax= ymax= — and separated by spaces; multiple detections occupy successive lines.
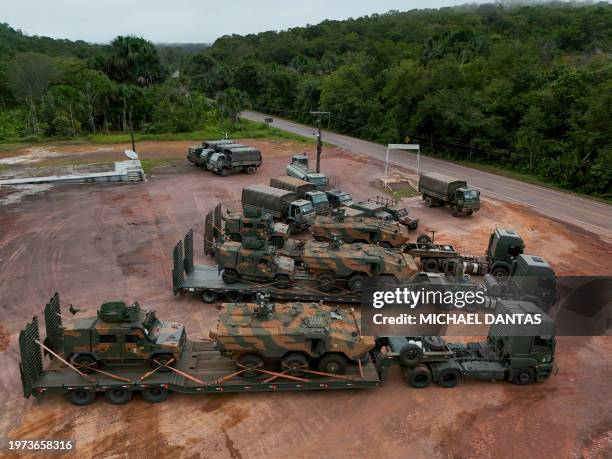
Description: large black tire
xmin=238 ymin=354 xmax=264 ymax=379
xmin=222 ymin=269 xmax=238 ymax=284
xmin=220 ymin=168 xmax=229 ymax=177
xmin=318 ymin=353 xmax=347 ymax=375
xmin=245 ymin=166 xmax=256 ymax=175
xmin=378 ymin=241 xmax=393 ymax=249
xmin=423 ymin=258 xmax=439 ymax=272
xmin=491 ymin=266 xmax=509 ymax=278
xmin=347 ymin=274 xmax=365 ymax=292
xmin=437 ymin=368 xmax=461 ymax=388
xmin=73 ymin=354 xmax=97 ymax=373
xmin=450 ymin=206 xmax=459 ymax=217
xmin=68 ymin=388 xmax=96 ymax=406
xmin=201 ymin=290 xmax=218 ymax=304
xmin=423 ymin=336 xmax=446 ymax=351
xmin=270 ymin=236 xmax=284 ymax=248
xmin=281 ymin=352 xmax=309 ymax=374
xmin=399 ymin=343 xmax=423 ymax=366
xmin=153 ymin=353 xmax=175 ymax=373
xmin=224 ymin=290 xmax=242 ymax=303
xmin=104 ymin=387 xmax=133 ymax=405
xmin=424 ymin=196 xmax=434 ymax=207
xmin=407 ymin=364 xmax=432 ymax=388
xmin=274 ymin=274 xmax=291 ymax=289
xmin=416 ymin=234 xmax=432 ymax=244
xmin=142 ymin=386 xmax=168 ymax=403
xmin=467 ymin=210 xmax=474 ymax=215
xmin=316 ymin=271 xmax=336 ymax=291
xmin=512 ymin=367 xmax=535 ymax=385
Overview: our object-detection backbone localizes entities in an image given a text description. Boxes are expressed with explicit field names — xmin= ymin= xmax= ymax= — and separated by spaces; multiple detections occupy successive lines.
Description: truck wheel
xmin=104 ymin=387 xmax=132 ymax=405
xmin=238 ymin=353 xmax=264 ymax=378
xmin=423 ymin=336 xmax=446 ymax=351
xmin=282 ymin=352 xmax=309 ymax=374
xmin=142 ymin=386 xmax=168 ymax=403
xmin=225 ymin=291 xmax=242 ymax=303
xmin=245 ymin=166 xmax=256 ymax=174
xmin=228 ymin=233 xmax=242 ymax=242
xmin=378 ymin=241 xmax=392 ymax=249
xmin=425 ymin=196 xmax=434 ymax=207
xmin=270 ymin=236 xmax=284 ymax=248
xmin=407 ymin=364 xmax=432 ymax=388
xmin=467 ymin=210 xmax=473 ymax=215
xmin=423 ymin=258 xmax=439 ymax=272
xmin=222 ymin=269 xmax=238 ymax=284
xmin=220 ymin=169 xmax=229 ymax=176
xmin=274 ymin=274 xmax=291 ymax=289
xmin=512 ymin=367 xmax=535 ymax=385
xmin=68 ymin=388 xmax=96 ymax=406
xmin=491 ymin=266 xmax=509 ymax=277
xmin=450 ymin=206 xmax=459 ymax=217
xmin=399 ymin=343 xmax=423 ymax=366
xmin=73 ymin=354 xmax=97 ymax=373
xmin=201 ymin=290 xmax=218 ymax=303
xmin=318 ymin=353 xmax=347 ymax=375
xmin=153 ymin=354 xmax=175 ymax=372
xmin=437 ymin=368 xmax=461 ymax=388
xmin=316 ymin=271 xmax=336 ymax=291
xmin=347 ymin=274 xmax=365 ymax=292
xmin=416 ymin=234 xmax=432 ymax=244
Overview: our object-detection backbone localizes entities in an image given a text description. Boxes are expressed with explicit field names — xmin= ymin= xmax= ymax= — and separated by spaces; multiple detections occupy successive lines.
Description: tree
xmin=216 ymin=89 xmax=248 ymax=127
xmin=6 ymin=52 xmax=61 ymax=134
xmin=102 ymin=36 xmax=164 ymax=86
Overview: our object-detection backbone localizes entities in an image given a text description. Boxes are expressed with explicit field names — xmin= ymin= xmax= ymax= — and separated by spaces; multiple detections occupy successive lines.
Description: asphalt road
xmin=244 ymin=110 xmax=612 ymax=239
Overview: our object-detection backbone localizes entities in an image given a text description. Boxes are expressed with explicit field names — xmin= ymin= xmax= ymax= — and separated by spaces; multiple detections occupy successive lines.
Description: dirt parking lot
xmin=0 ymin=139 xmax=610 ymax=458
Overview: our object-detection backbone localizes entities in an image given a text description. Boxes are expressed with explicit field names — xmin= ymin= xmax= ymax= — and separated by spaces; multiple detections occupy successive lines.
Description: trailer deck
xmin=173 ymin=230 xmax=360 ymax=303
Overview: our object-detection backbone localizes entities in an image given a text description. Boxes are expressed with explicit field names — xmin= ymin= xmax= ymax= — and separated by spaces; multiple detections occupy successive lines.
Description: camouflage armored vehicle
xmin=301 ymin=237 xmax=418 ymax=291
xmin=211 ymin=298 xmax=375 ymax=376
xmin=215 ymin=238 xmax=295 ymax=287
xmin=312 ymin=211 xmax=410 ymax=248
xmin=62 ymin=301 xmax=186 ymax=371
xmin=224 ymin=207 xmax=289 ymax=248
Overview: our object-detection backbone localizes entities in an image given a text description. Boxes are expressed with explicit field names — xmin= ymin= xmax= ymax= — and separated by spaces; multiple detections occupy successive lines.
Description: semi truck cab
xmin=288 ymin=199 xmax=316 ymax=229
xmin=486 ymin=228 xmax=526 ymax=276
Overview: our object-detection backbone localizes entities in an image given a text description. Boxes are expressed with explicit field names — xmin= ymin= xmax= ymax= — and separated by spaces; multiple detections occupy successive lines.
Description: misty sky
xmin=2 ymin=0 xmax=501 ymax=44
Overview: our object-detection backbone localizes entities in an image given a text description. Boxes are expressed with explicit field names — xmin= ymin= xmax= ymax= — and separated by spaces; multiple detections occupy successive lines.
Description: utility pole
xmin=310 ymin=111 xmax=330 ymax=173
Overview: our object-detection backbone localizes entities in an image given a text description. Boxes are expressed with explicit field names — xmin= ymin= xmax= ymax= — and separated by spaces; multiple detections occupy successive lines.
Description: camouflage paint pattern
xmin=212 ymin=301 xmax=374 ymax=360
xmin=215 ymin=240 xmax=296 ymax=282
xmin=312 ymin=214 xmax=410 ymax=247
xmin=62 ymin=302 xmax=185 ymax=363
xmin=301 ymin=240 xmax=417 ymax=280
xmin=224 ymin=212 xmax=289 ymax=243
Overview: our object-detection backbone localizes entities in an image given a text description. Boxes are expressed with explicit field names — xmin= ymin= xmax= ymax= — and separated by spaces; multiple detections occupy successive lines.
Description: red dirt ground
xmin=0 ymin=140 xmax=610 ymax=458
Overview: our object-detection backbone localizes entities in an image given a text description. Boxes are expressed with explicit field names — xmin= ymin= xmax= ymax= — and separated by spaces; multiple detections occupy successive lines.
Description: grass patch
xmin=391 ymin=189 xmax=419 ymax=199
xmin=0 ymin=163 xmax=8 ymax=172
xmin=140 ymin=158 xmax=179 ymax=173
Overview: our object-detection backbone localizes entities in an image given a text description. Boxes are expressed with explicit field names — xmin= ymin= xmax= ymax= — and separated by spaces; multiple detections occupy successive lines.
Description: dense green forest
xmin=0 ymin=3 xmax=611 ymax=196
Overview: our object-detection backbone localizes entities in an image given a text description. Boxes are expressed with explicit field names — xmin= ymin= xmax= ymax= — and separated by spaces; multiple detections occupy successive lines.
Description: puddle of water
xmin=0 ymin=184 xmax=53 ymax=205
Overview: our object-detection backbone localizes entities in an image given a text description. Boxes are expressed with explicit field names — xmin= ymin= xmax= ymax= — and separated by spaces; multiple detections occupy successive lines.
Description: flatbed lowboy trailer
xmin=20 ymin=296 xmax=556 ymax=406
xmin=173 ymin=230 xmax=360 ymax=303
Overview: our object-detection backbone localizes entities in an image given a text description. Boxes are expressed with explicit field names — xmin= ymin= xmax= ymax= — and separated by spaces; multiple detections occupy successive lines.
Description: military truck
xmin=419 ymin=172 xmax=481 ymax=217
xmin=199 ymin=143 xmax=247 ymax=169
xmin=379 ymin=299 xmax=556 ymax=388
xmin=326 ymin=190 xmax=354 ymax=209
xmin=312 ymin=212 xmax=410 ymax=248
xmin=54 ymin=298 xmax=185 ymax=372
xmin=270 ymin=176 xmax=330 ymax=215
xmin=242 ymin=185 xmax=316 ymax=232
xmin=301 ymin=237 xmax=418 ymax=291
xmin=414 ymin=228 xmax=525 ymax=276
xmin=367 ymin=196 xmax=419 ymax=230
xmin=223 ymin=207 xmax=289 ymax=248
xmin=212 ymin=298 xmax=375 ymax=376
xmin=215 ymin=238 xmax=295 ymax=288
xmin=286 ymin=154 xmax=329 ymax=190
xmin=209 ymin=146 xmax=262 ymax=176
xmin=187 ymin=139 xmax=234 ymax=165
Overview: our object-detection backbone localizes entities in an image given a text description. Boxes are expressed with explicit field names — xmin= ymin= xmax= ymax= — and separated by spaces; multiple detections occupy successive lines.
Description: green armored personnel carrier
xmin=312 ymin=211 xmax=410 ymax=248
xmin=301 ymin=237 xmax=418 ymax=291
xmin=212 ymin=298 xmax=375 ymax=377
xmin=56 ymin=300 xmax=186 ymax=372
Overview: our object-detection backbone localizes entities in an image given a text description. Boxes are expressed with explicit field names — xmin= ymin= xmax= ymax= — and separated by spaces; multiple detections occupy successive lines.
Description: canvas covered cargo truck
xmin=419 ymin=172 xmax=480 ymax=217
xmin=209 ymin=146 xmax=262 ymax=176
xmin=242 ymin=185 xmax=316 ymax=232
xmin=20 ymin=295 xmax=555 ymax=406
xmin=199 ymin=143 xmax=247 ymax=168
xmin=270 ymin=176 xmax=330 ymax=215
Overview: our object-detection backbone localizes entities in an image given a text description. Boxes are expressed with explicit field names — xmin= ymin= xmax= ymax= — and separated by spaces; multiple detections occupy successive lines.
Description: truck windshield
xmin=463 ymin=190 xmax=479 ymax=200
xmin=310 ymin=176 xmax=328 ymax=186
xmin=300 ymin=203 xmax=314 ymax=214
xmin=210 ymin=153 xmax=221 ymax=162
xmin=310 ymin=194 xmax=328 ymax=204
xmin=396 ymin=208 xmax=408 ymax=217
xmin=339 ymin=194 xmax=352 ymax=203
xmin=142 ymin=312 xmax=158 ymax=340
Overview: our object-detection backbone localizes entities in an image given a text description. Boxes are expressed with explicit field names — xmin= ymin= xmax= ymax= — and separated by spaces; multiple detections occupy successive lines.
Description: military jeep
xmin=62 ymin=301 xmax=186 ymax=372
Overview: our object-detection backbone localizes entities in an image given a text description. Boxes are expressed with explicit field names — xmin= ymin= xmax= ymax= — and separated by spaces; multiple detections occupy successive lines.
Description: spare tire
xmin=417 ymin=234 xmax=432 ymax=244
xmin=399 ymin=343 xmax=423 ymax=366
xmin=423 ymin=336 xmax=446 ymax=351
